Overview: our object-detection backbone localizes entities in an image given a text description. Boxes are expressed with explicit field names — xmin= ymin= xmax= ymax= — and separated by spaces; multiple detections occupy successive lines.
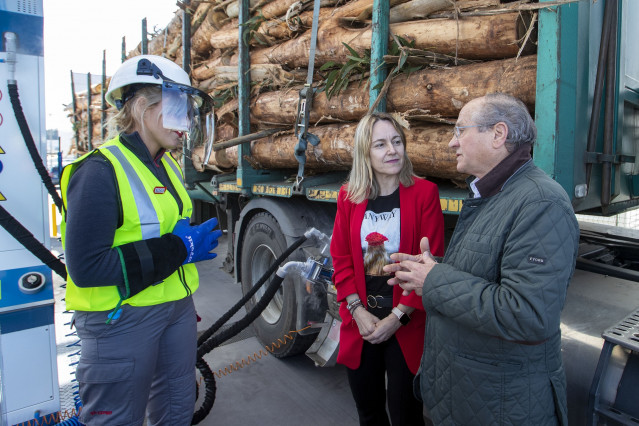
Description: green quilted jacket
xmin=418 ymin=161 xmax=579 ymax=426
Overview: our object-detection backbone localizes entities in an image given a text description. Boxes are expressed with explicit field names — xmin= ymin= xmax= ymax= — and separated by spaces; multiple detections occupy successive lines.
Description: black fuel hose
xmin=0 ymin=203 xmax=67 ymax=279
xmin=191 ymin=234 xmax=307 ymax=425
xmin=2 ymin=82 xmax=67 ymax=279
xmin=8 ymin=83 xmax=63 ymax=211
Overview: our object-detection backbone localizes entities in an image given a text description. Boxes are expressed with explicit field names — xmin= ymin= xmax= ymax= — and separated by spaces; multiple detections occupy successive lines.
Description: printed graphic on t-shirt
xmin=361 ymin=206 xmax=400 ymax=276
xmin=364 ymin=232 xmax=391 ymax=275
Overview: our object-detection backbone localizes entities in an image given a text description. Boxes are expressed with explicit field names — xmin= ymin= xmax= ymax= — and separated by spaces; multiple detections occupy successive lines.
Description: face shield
xmin=161 ymin=81 xmax=215 ymax=156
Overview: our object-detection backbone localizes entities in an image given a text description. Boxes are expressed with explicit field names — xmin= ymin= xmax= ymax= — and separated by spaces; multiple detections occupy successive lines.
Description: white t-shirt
xmin=360 ymin=188 xmax=400 ymax=277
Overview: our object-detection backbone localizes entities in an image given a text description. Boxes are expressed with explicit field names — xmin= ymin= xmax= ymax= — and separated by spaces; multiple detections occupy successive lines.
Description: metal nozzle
xmin=3 ymin=32 xmax=18 ymax=83
xmin=304 ymin=227 xmax=332 ymax=257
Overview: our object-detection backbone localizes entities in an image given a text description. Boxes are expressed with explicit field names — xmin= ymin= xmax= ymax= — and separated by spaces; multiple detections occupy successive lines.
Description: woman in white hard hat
xmin=60 ymin=55 xmax=220 ymax=425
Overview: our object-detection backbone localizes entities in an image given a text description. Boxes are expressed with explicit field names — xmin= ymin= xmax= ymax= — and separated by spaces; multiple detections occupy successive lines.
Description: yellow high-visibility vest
xmin=60 ymin=136 xmax=198 ymax=311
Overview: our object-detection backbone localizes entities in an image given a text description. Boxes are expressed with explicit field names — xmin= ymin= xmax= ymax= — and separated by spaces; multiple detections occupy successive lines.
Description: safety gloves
xmin=172 ymin=217 xmax=223 ymax=264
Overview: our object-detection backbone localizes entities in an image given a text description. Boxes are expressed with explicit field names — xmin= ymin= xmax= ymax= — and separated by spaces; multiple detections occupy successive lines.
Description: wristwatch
xmin=392 ymin=307 xmax=411 ymax=326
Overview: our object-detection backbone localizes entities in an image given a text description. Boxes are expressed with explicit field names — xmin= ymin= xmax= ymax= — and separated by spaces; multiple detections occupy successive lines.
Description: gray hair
xmin=472 ymin=93 xmax=536 ymax=152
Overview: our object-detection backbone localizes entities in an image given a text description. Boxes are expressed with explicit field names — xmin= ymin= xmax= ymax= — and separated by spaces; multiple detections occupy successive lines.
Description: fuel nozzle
xmin=304 ymin=227 xmax=332 ymax=258
xmin=277 ymin=228 xmax=333 ymax=284
xmin=3 ymin=32 xmax=18 ymax=83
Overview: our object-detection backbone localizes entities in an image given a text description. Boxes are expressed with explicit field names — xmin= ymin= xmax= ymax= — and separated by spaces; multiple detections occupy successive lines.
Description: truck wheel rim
xmin=251 ymin=243 xmax=283 ymax=324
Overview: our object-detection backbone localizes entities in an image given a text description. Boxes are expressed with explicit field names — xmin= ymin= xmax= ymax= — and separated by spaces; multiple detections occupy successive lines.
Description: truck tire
xmin=240 ymin=212 xmax=316 ymax=358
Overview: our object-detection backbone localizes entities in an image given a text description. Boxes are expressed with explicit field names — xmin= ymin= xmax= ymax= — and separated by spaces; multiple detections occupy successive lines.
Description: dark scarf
xmin=474 ymin=144 xmax=532 ymax=198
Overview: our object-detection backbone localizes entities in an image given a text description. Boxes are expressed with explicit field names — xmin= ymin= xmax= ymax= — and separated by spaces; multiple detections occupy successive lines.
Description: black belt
xmin=366 ymin=294 xmax=393 ymax=309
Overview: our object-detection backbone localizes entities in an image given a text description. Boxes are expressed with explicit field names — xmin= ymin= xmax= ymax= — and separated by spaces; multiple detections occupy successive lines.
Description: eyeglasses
xmin=453 ymin=125 xmax=484 ymax=140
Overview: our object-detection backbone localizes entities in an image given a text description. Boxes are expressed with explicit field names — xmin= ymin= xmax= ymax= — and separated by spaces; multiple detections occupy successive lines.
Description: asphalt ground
xmin=50 ymin=229 xmax=638 ymax=425
xmin=53 ymin=233 xmax=359 ymax=425
xmin=192 ymin=233 xmax=358 ymax=425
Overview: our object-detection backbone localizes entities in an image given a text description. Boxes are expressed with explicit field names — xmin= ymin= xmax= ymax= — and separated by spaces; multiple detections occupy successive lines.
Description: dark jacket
xmin=419 ymin=160 xmax=579 ymax=425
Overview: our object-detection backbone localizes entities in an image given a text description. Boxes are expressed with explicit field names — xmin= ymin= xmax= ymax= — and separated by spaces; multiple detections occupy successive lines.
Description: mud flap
xmin=305 ymin=311 xmax=341 ymax=367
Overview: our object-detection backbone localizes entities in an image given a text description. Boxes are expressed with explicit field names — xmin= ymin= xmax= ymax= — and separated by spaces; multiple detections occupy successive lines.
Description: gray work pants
xmin=74 ymin=296 xmax=197 ymax=426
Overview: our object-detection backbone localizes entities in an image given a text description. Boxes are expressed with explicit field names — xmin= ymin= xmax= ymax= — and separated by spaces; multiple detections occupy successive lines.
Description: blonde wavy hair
xmin=106 ymin=85 xmax=162 ymax=139
xmin=346 ymin=112 xmax=415 ymax=204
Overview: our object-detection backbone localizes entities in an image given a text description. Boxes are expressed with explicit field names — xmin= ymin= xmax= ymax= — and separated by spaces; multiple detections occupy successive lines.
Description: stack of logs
xmin=67 ymin=78 xmax=114 ymax=154
xmin=68 ymin=0 xmax=540 ymax=185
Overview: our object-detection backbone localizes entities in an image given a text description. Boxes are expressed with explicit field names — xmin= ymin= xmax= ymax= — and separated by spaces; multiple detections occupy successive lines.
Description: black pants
xmin=347 ymin=336 xmax=425 ymax=426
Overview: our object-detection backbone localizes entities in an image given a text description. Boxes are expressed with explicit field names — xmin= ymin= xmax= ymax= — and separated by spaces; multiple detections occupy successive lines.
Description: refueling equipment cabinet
xmin=0 ymin=1 xmax=61 ymax=424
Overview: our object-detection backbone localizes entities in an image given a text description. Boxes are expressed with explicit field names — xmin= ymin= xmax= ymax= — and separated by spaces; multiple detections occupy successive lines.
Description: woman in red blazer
xmin=330 ymin=112 xmax=444 ymax=425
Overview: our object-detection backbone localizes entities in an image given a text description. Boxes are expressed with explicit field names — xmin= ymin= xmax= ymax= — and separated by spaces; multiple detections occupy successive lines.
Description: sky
xmin=42 ymin=0 xmax=180 ymax=153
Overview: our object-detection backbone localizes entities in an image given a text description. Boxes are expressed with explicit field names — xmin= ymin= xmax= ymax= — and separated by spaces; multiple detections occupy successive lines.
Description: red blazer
xmin=330 ymin=177 xmax=445 ymax=374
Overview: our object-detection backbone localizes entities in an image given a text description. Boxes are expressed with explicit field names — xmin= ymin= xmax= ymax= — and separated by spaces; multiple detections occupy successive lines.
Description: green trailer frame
xmin=187 ymin=0 xmax=639 ymax=217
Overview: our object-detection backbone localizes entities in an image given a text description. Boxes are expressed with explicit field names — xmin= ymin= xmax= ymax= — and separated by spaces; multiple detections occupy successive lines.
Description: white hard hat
xmin=105 ymin=55 xmax=215 ymax=149
xmin=106 ymin=55 xmax=194 ymax=109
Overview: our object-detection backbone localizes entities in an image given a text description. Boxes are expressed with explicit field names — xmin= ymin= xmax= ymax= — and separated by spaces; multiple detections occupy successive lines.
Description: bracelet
xmin=347 ymin=300 xmax=363 ymax=315
xmin=346 ymin=299 xmax=363 ymax=316
xmin=350 ymin=304 xmax=363 ymax=316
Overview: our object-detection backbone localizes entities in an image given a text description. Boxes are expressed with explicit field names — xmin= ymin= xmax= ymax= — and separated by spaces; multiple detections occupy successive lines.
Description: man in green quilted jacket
xmin=384 ymin=93 xmax=579 ymax=425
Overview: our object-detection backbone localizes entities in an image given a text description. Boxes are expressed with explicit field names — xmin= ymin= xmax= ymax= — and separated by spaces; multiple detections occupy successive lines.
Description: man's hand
xmin=383 ymin=237 xmax=438 ymax=296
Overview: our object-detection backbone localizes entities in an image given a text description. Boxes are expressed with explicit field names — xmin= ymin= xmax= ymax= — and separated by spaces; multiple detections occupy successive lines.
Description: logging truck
xmin=66 ymin=0 xmax=639 ymax=424
xmin=177 ymin=1 xmax=639 ymax=424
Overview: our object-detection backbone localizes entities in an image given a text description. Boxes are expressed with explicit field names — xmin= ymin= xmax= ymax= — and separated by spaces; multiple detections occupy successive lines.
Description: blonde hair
xmin=106 ymin=85 xmax=162 ymax=139
xmin=346 ymin=112 xmax=414 ymax=204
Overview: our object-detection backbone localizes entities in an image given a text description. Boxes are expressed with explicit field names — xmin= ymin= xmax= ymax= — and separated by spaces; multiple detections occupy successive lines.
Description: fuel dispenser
xmin=0 ymin=0 xmax=61 ymax=424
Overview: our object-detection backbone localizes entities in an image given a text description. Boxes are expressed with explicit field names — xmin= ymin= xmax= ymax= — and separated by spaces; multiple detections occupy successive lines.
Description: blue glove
xmin=172 ymin=217 xmax=223 ymax=264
